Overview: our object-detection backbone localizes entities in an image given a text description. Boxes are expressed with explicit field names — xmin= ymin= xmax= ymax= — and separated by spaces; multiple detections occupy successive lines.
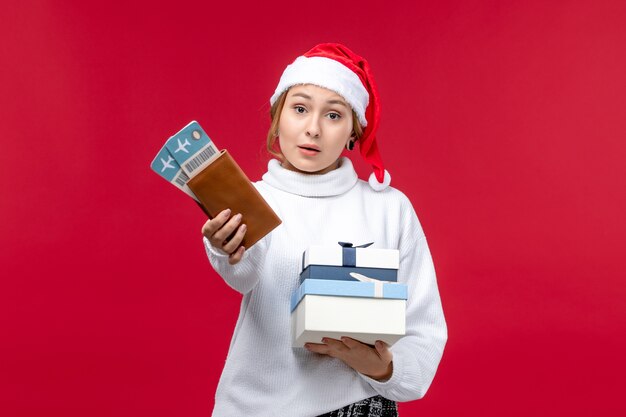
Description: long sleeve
xmin=203 ymin=234 xmax=270 ymax=294
xmin=359 ymin=198 xmax=448 ymax=401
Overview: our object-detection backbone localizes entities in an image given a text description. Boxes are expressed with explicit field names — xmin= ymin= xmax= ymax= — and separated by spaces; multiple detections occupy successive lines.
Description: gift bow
xmin=349 ymin=272 xmax=387 ymax=298
xmin=338 ymin=242 xmax=374 ymax=248
xmin=338 ymin=242 xmax=373 ymax=267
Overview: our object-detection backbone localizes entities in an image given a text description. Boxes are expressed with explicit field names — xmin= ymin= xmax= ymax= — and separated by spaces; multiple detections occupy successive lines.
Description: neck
xmin=262 ymin=157 xmax=359 ymax=197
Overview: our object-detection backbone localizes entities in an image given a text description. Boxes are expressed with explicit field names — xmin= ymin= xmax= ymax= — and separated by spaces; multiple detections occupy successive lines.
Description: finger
xmin=374 ymin=340 xmax=393 ymax=362
xmin=304 ymin=342 xmax=332 ymax=355
xmin=211 ymin=213 xmax=243 ymax=244
xmin=201 ymin=209 xmax=231 ymax=238
xmin=322 ymin=337 xmax=346 ymax=349
xmin=319 ymin=338 xmax=349 ymax=358
xmin=340 ymin=336 xmax=363 ymax=349
xmin=222 ymin=224 xmax=247 ymax=254
xmin=228 ymin=246 xmax=245 ymax=265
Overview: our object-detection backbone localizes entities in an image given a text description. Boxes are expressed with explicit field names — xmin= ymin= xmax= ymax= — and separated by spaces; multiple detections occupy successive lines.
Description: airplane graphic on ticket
xmin=174 ymin=138 xmax=191 ymax=154
xmin=160 ymin=155 xmax=175 ymax=172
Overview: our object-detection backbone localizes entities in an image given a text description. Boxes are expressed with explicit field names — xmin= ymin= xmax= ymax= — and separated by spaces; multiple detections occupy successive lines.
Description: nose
xmin=306 ymin=114 xmax=321 ymax=138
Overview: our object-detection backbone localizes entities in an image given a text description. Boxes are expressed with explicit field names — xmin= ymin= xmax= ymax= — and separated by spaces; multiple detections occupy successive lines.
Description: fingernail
xmin=240 ymin=224 xmax=247 ymax=232
xmin=223 ymin=209 xmax=231 ymax=216
xmin=304 ymin=344 xmax=311 ymax=349
xmin=234 ymin=213 xmax=242 ymax=222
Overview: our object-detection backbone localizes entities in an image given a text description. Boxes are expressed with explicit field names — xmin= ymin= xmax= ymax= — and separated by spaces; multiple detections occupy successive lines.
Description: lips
xmin=298 ymin=144 xmax=320 ymax=152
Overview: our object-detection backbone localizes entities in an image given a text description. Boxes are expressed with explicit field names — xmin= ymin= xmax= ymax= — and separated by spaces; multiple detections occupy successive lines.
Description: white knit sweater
xmin=204 ymin=158 xmax=447 ymax=417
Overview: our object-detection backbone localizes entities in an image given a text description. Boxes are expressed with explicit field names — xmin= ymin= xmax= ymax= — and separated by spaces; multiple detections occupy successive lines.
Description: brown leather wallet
xmin=187 ymin=149 xmax=281 ymax=249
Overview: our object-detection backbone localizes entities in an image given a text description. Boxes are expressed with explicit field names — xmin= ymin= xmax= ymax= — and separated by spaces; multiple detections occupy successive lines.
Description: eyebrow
xmin=290 ymin=92 xmax=348 ymax=108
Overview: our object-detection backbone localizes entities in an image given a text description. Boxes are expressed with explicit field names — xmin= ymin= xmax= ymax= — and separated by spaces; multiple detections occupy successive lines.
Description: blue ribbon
xmin=338 ymin=242 xmax=374 ymax=267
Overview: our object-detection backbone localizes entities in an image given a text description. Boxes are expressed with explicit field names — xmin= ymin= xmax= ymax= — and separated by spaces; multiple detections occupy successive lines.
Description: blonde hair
xmin=266 ymin=89 xmax=364 ymax=160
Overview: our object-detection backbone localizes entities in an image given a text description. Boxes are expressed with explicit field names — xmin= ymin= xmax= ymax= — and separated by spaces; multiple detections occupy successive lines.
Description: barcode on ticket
xmin=184 ymin=146 xmax=217 ymax=174
xmin=174 ymin=170 xmax=190 ymax=187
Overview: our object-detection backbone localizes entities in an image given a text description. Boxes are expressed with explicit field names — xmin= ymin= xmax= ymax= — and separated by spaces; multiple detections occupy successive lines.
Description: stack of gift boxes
xmin=290 ymin=242 xmax=408 ymax=347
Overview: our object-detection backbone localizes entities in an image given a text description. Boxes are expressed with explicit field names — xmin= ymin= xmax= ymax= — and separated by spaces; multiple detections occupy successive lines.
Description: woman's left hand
xmin=305 ymin=337 xmax=393 ymax=381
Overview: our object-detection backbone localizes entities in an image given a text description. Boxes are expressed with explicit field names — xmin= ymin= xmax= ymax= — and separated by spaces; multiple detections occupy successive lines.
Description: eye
xmin=294 ymin=106 xmax=306 ymax=114
xmin=327 ymin=112 xmax=341 ymax=120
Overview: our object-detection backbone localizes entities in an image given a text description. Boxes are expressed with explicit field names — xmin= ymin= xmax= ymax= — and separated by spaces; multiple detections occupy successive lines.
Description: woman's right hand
xmin=201 ymin=209 xmax=247 ymax=265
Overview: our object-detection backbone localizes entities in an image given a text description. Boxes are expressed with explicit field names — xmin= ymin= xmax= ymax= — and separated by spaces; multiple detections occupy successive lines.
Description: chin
xmin=283 ymin=152 xmax=340 ymax=174
xmin=285 ymin=159 xmax=326 ymax=174
xmin=297 ymin=162 xmax=336 ymax=175
xmin=295 ymin=165 xmax=325 ymax=174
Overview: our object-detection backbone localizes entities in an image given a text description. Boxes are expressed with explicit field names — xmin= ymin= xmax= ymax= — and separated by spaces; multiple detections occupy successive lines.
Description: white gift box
xmin=290 ymin=279 xmax=407 ymax=348
xmin=302 ymin=244 xmax=400 ymax=270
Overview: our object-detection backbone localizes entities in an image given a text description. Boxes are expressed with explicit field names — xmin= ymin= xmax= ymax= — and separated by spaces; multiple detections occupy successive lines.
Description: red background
xmin=1 ymin=1 xmax=625 ymax=416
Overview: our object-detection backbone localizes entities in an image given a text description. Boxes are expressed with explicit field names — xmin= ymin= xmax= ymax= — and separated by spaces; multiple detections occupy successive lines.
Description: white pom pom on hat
xmin=270 ymin=43 xmax=390 ymax=191
xmin=368 ymin=170 xmax=391 ymax=191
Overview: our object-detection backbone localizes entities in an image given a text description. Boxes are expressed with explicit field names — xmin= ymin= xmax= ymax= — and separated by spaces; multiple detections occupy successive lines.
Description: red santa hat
xmin=270 ymin=43 xmax=391 ymax=191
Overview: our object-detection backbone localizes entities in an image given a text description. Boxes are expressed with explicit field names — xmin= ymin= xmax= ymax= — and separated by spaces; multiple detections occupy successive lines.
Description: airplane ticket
xmin=164 ymin=121 xmax=220 ymax=178
xmin=150 ymin=144 xmax=199 ymax=202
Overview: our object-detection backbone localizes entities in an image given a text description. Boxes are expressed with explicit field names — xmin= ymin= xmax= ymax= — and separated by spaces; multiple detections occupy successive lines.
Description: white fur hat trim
xmin=270 ymin=56 xmax=369 ymax=127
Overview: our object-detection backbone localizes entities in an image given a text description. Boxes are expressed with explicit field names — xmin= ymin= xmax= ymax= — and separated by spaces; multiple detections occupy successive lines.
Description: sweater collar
xmin=262 ymin=157 xmax=359 ymax=197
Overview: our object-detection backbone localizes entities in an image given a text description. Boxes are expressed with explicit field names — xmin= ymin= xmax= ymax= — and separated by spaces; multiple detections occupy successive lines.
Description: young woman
xmin=201 ymin=43 xmax=447 ymax=417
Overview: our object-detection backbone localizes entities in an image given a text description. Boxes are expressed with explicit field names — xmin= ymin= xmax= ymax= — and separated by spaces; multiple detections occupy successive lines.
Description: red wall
xmin=1 ymin=1 xmax=625 ymax=415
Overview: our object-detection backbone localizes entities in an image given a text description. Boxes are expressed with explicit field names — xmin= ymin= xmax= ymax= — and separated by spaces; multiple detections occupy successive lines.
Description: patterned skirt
xmin=317 ymin=395 xmax=398 ymax=417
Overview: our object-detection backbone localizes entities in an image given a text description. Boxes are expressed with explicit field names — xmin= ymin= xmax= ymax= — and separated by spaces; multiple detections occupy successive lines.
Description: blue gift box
xmin=291 ymin=279 xmax=408 ymax=312
xmin=299 ymin=265 xmax=398 ymax=283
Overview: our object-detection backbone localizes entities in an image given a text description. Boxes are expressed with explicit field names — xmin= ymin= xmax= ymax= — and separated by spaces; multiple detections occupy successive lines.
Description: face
xmin=277 ymin=84 xmax=354 ymax=175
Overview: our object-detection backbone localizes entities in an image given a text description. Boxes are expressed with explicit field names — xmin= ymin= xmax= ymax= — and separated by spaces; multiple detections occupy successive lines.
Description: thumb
xmin=375 ymin=340 xmax=392 ymax=362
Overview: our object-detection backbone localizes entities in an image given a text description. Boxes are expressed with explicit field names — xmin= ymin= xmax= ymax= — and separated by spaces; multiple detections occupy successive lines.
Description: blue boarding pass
xmin=164 ymin=121 xmax=220 ymax=177
xmin=150 ymin=144 xmax=199 ymax=201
